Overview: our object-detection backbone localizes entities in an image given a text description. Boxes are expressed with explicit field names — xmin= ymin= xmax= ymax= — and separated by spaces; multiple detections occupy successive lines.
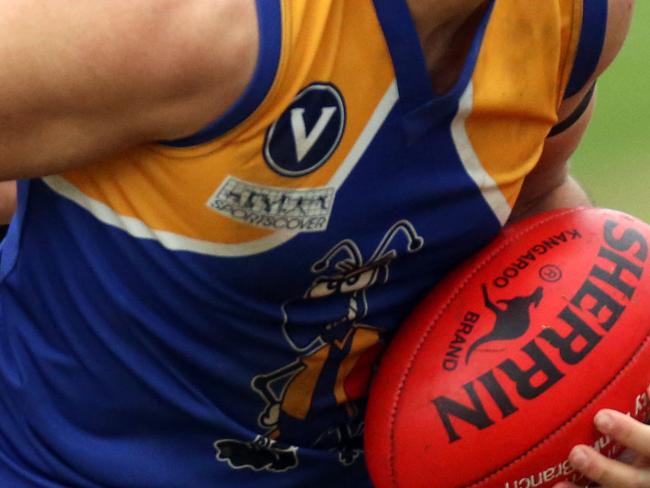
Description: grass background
xmin=572 ymin=1 xmax=650 ymax=221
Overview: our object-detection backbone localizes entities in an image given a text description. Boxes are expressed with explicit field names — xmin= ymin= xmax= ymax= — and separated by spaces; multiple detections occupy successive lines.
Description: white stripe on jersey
xmin=42 ymin=81 xmax=399 ymax=258
xmin=451 ymin=81 xmax=512 ymax=225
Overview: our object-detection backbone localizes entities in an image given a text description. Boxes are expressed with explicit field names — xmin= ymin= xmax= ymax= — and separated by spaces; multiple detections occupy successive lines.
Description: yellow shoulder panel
xmin=464 ymin=0 xmax=583 ymax=208
xmin=57 ymin=0 xmax=395 ymax=248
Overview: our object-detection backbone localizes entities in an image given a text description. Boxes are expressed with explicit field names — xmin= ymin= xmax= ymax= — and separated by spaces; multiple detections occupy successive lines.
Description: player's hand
xmin=554 ymin=387 xmax=650 ymax=488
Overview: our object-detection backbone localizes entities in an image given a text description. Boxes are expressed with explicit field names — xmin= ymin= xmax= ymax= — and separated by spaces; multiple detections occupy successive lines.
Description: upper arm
xmin=511 ymin=0 xmax=634 ymax=219
xmin=0 ymin=0 xmax=258 ymax=179
xmin=557 ymin=0 xmax=634 ymax=124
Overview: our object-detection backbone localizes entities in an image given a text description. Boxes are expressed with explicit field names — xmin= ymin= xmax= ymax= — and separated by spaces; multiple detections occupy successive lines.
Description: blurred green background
xmin=572 ymin=1 xmax=650 ymax=221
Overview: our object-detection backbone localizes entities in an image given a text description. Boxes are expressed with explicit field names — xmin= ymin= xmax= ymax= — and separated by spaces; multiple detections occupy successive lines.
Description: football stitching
xmin=387 ymin=207 xmax=598 ymax=487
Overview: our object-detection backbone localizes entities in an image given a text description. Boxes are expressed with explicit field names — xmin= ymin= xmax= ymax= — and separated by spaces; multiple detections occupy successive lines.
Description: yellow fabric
xmin=58 ymin=0 xmax=584 ymax=244
xmin=334 ymin=327 xmax=381 ymax=406
xmin=60 ymin=0 xmax=393 ymax=245
xmin=282 ymin=346 xmax=329 ymax=420
xmin=465 ymin=0 xmax=583 ymax=207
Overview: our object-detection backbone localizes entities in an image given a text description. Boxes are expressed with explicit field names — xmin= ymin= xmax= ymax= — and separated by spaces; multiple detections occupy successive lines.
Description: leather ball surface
xmin=365 ymin=208 xmax=650 ymax=488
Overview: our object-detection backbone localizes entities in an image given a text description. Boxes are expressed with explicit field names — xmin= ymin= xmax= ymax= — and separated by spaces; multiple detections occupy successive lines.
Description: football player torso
xmin=0 ymin=0 xmax=606 ymax=486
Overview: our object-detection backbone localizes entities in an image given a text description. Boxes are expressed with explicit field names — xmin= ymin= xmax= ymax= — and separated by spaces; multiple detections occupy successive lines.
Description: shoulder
xmin=129 ymin=0 xmax=259 ymax=80
xmin=125 ymin=0 xmax=260 ymax=139
xmin=597 ymin=0 xmax=634 ymax=77
xmin=558 ymin=0 xmax=633 ymax=117
xmin=510 ymin=0 xmax=634 ymax=220
xmin=68 ymin=0 xmax=260 ymax=141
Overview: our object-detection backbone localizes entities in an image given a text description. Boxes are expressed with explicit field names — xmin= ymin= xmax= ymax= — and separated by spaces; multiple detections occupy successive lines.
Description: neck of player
xmin=406 ymin=0 xmax=490 ymax=94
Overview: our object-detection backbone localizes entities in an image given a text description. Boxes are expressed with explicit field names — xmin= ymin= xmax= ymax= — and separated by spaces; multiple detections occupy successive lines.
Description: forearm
xmin=509 ymin=175 xmax=591 ymax=224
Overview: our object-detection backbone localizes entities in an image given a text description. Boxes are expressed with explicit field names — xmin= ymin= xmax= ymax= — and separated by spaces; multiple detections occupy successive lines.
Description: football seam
xmin=387 ymin=206 xmax=598 ymax=488
xmin=468 ymin=334 xmax=650 ymax=488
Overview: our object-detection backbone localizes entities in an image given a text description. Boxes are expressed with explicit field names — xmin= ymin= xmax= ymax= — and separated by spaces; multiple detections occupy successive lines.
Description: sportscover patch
xmin=207 ymin=176 xmax=336 ymax=233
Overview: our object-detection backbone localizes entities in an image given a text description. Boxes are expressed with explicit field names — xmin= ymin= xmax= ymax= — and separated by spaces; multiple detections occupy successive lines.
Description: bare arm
xmin=0 ymin=0 xmax=258 ymax=179
xmin=503 ymin=0 xmax=650 ymax=485
xmin=0 ymin=181 xmax=16 ymax=225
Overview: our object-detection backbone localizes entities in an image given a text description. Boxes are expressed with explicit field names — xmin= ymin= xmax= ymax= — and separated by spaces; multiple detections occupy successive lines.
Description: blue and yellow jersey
xmin=0 ymin=0 xmax=607 ymax=486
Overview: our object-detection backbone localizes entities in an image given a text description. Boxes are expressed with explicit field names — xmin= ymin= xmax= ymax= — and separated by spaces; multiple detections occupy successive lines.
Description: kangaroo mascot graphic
xmin=465 ymin=284 xmax=544 ymax=364
xmin=215 ymin=220 xmax=423 ymax=472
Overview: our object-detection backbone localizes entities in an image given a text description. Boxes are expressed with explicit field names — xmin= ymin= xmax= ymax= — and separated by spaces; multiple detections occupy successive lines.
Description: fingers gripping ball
xmin=365 ymin=208 xmax=650 ymax=488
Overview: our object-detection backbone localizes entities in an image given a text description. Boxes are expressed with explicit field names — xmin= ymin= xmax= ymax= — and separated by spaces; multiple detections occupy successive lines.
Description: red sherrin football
xmin=365 ymin=207 xmax=650 ymax=488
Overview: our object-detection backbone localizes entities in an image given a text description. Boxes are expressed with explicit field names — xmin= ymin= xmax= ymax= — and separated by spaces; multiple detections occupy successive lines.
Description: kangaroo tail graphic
xmin=465 ymin=335 xmax=493 ymax=365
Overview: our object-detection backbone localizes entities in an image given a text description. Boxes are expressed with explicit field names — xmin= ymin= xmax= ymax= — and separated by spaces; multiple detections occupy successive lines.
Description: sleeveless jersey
xmin=0 ymin=0 xmax=607 ymax=486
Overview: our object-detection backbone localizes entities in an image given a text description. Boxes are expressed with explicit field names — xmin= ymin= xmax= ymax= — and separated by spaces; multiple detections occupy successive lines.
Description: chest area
xmin=55 ymin=0 xmax=565 ymax=257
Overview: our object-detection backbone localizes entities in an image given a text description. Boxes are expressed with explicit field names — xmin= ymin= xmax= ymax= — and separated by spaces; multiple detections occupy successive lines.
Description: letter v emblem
xmin=290 ymin=107 xmax=337 ymax=162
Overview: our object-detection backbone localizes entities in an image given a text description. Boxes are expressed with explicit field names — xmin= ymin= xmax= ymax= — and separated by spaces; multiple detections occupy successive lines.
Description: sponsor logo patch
xmin=207 ymin=176 xmax=335 ymax=232
xmin=264 ymin=83 xmax=346 ymax=177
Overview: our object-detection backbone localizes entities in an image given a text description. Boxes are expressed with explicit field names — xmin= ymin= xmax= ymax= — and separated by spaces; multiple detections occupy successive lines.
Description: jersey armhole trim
xmin=564 ymin=0 xmax=608 ymax=99
xmin=549 ymin=82 xmax=595 ymax=137
xmin=161 ymin=0 xmax=282 ymax=148
xmin=0 ymin=180 xmax=30 ymax=280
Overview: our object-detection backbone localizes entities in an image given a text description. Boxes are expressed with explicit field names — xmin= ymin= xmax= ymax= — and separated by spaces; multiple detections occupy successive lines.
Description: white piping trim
xmin=42 ymin=175 xmax=295 ymax=257
xmin=42 ymin=81 xmax=399 ymax=257
xmin=451 ymin=81 xmax=512 ymax=225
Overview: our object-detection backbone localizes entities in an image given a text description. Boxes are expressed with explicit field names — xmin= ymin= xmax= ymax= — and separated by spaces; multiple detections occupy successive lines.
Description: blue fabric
xmin=565 ymin=0 xmax=608 ymax=98
xmin=0 ymin=180 xmax=383 ymax=487
xmin=0 ymin=2 xmax=508 ymax=486
xmin=372 ymin=0 xmax=495 ymax=144
xmin=0 ymin=148 xmax=499 ymax=487
xmin=372 ymin=0 xmax=434 ymax=111
xmin=162 ymin=0 xmax=282 ymax=147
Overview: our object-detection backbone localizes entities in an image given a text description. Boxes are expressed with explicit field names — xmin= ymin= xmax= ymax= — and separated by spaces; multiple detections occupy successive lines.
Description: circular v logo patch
xmin=264 ymin=83 xmax=346 ymax=177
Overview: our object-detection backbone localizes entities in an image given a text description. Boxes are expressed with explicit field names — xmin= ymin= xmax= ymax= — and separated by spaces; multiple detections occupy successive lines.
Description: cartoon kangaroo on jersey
xmin=240 ymin=220 xmax=423 ymax=469
xmin=465 ymin=284 xmax=544 ymax=364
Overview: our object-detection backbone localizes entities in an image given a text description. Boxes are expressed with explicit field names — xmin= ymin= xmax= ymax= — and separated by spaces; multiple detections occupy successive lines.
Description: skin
xmin=0 ymin=0 xmax=259 ymax=178
xmin=0 ymin=181 xmax=16 ymax=224
xmin=554 ymin=387 xmax=650 ymax=488
xmin=0 ymin=0 xmax=260 ymax=222
xmin=409 ymin=0 xmax=633 ymax=222
xmin=0 ymin=0 xmax=643 ymax=484
xmin=413 ymin=1 xmax=644 ymax=486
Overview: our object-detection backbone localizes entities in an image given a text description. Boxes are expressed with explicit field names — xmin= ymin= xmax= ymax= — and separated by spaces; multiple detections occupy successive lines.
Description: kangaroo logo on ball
xmin=465 ymin=284 xmax=543 ymax=364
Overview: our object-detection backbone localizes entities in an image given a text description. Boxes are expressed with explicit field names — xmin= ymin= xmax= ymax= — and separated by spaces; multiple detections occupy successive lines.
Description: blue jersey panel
xmin=0 ymin=0 xmax=580 ymax=485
